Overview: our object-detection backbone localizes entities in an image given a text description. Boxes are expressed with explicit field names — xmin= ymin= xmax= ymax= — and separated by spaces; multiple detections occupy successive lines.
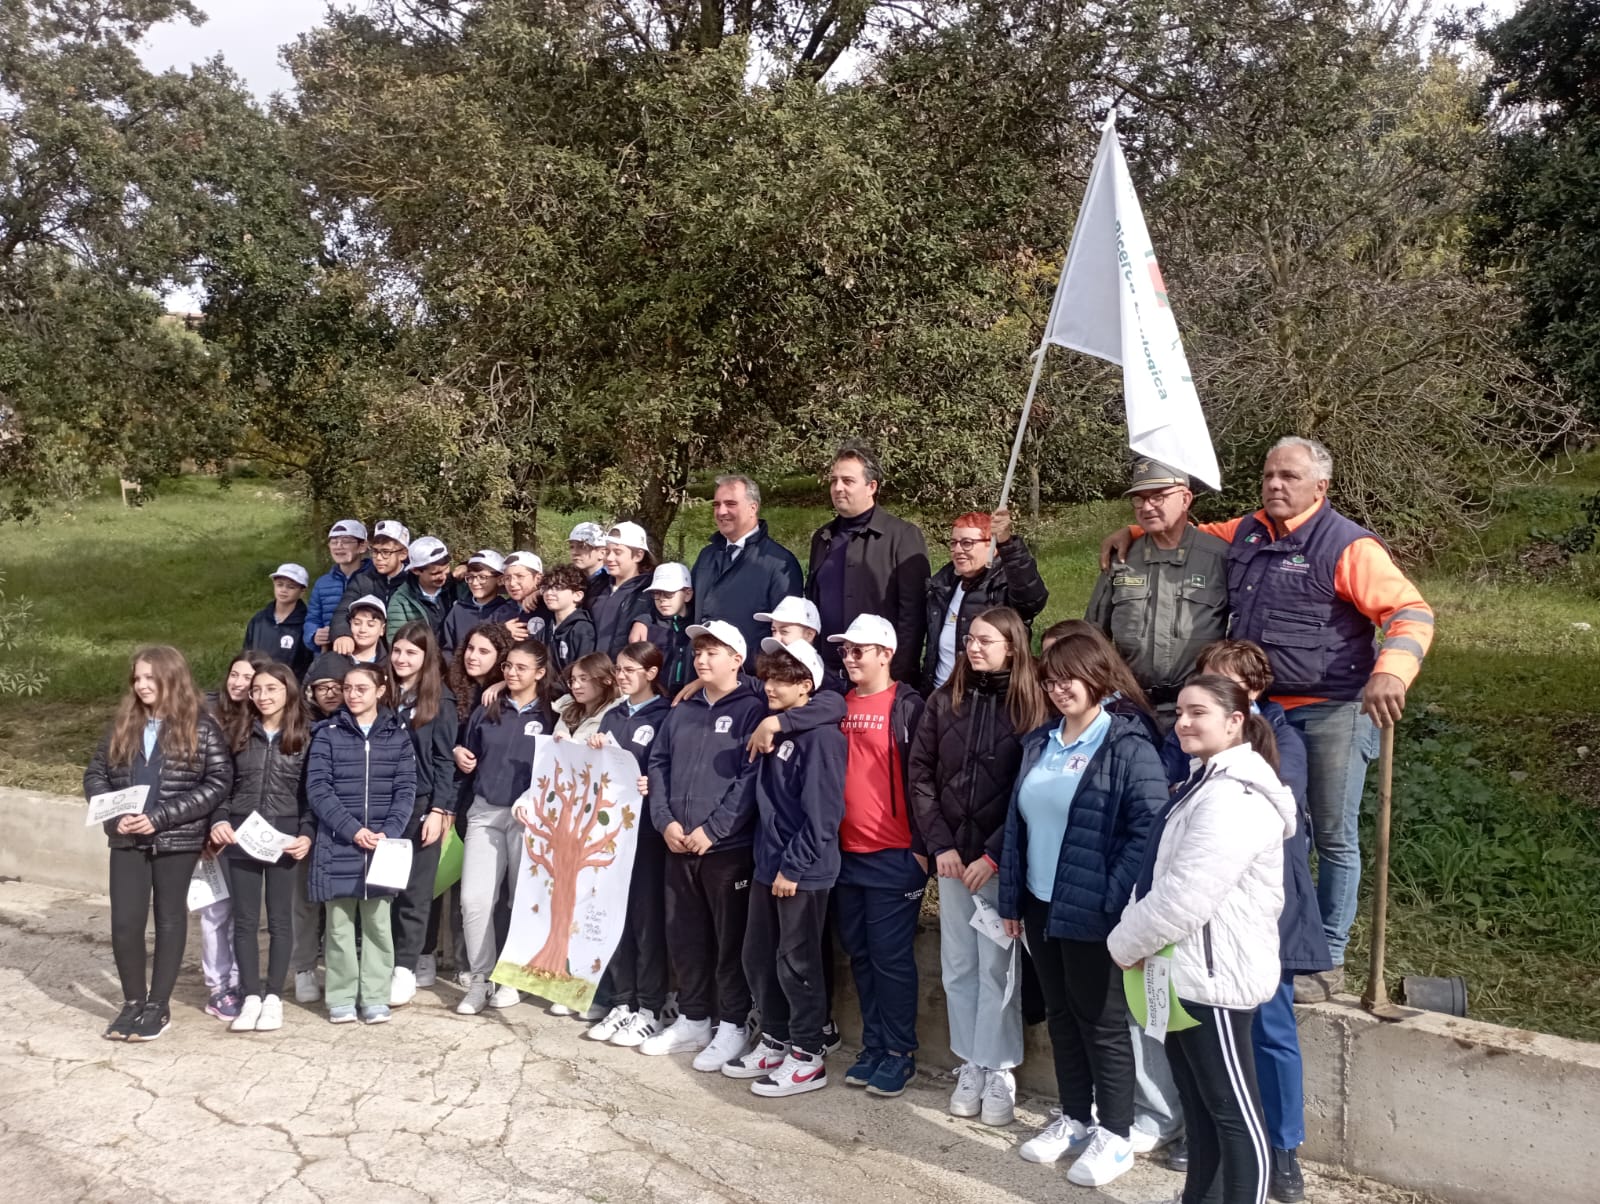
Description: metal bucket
xmin=1401 ymin=975 xmax=1468 ymax=1017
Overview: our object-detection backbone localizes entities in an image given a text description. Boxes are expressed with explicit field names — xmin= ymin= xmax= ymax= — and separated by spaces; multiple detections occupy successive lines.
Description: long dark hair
xmin=1181 ymin=674 xmax=1280 ymax=772
xmin=238 ymin=661 xmax=311 ymax=755
xmin=446 ymin=621 xmax=515 ymax=722
xmin=617 ymin=640 xmax=668 ymax=698
xmin=1037 ymin=622 xmax=1154 ymax=717
xmin=485 ymin=638 xmax=553 ymax=725
xmin=391 ymin=620 xmax=444 ymax=729
xmin=210 ymin=651 xmax=274 ymax=752
xmin=108 ymin=645 xmax=206 ymax=768
xmin=945 ymin=606 xmax=1047 ymax=733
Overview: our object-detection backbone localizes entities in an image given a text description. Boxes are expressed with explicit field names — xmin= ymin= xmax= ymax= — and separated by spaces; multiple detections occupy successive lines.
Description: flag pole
xmin=998 ymin=344 xmax=1049 ymax=511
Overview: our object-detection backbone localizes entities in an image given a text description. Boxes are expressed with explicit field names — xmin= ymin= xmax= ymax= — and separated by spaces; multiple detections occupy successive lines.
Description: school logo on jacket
xmin=279 ymin=634 xmax=294 ymax=650
xmin=777 ymin=740 xmax=794 ymax=761
xmin=558 ymin=640 xmax=569 ymax=659
xmin=632 ymin=724 xmax=655 ymax=746
xmin=524 ymin=720 xmax=544 ymax=736
xmin=714 ymin=716 xmax=732 ymax=734
xmin=1065 ymin=753 xmax=1090 ymax=774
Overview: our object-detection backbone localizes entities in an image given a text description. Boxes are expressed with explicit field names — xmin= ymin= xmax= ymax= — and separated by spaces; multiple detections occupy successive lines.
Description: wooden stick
xmin=1363 ymin=724 xmax=1397 ymax=1011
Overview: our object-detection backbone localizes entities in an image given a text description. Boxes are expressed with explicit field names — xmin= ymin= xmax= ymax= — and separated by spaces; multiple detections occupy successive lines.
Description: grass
xmin=2 ymin=468 xmax=1598 ymax=1039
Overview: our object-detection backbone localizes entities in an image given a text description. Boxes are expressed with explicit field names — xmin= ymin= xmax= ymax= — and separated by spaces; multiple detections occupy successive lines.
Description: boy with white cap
xmin=386 ymin=535 xmax=460 ymax=643
xmin=829 ymin=614 xmax=928 ymax=1098
xmin=441 ymin=548 xmax=511 ymax=659
xmin=500 ymin=551 xmax=552 ymax=644
xmin=345 ymin=595 xmax=390 ymax=665
xmin=592 ymin=521 xmax=656 ymax=657
xmin=723 ymin=636 xmax=845 ymax=1097
xmin=567 ymin=521 xmax=611 ymax=607
xmin=640 ymin=619 xmax=766 ymax=1069
xmin=331 ymin=520 xmax=411 ymax=653
xmin=636 ymin=561 xmax=695 ymax=691
xmin=305 ymin=519 xmax=369 ymax=651
xmin=244 ymin=563 xmax=313 ymax=678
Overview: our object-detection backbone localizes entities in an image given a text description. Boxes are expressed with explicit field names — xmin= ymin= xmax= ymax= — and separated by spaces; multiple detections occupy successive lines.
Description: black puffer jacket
xmin=908 ymin=671 xmax=1027 ymax=866
xmin=212 ymin=721 xmax=311 ymax=839
xmin=920 ymin=537 xmax=1049 ymax=693
xmin=85 ymin=716 xmax=234 ymax=854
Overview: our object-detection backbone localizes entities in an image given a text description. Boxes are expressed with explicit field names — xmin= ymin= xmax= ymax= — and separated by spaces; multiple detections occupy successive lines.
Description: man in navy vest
xmin=1101 ymin=436 xmax=1434 ymax=1001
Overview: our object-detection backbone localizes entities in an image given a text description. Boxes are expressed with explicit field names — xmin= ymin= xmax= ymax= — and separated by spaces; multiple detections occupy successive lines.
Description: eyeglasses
xmin=948 ymin=537 xmax=988 ymax=552
xmin=965 ymin=634 xmax=1007 ymax=649
xmin=1042 ymin=678 xmax=1080 ymax=694
xmin=465 ymin=570 xmax=499 ymax=583
xmin=1132 ymin=488 xmax=1186 ymax=508
xmin=840 ymin=645 xmax=884 ymax=660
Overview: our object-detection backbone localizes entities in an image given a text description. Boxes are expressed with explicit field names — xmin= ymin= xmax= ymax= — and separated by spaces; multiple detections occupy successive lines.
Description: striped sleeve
xmin=1333 ymin=539 xmax=1435 ymax=686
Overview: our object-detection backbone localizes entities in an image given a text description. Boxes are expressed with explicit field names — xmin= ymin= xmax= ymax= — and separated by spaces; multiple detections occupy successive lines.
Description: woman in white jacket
xmin=1108 ymin=675 xmax=1296 ymax=1204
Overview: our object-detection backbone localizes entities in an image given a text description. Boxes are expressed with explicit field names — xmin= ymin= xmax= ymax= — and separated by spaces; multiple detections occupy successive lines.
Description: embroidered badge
xmin=777 ymin=740 xmax=795 ymax=761
xmin=1112 ymin=574 xmax=1147 ymax=588
xmin=1246 ymin=532 xmax=1263 ymax=544
xmin=1065 ymin=753 xmax=1090 ymax=773
xmin=632 ymin=724 xmax=655 ymax=746
xmin=523 ymin=720 xmax=542 ymax=736
xmin=1187 ymin=574 xmax=1207 ymax=588
xmin=279 ymin=634 xmax=294 ymax=649
xmin=558 ymin=641 xmax=569 ymax=658
xmin=1280 ymin=553 xmax=1310 ymax=572
xmin=715 ymin=716 xmax=732 ymax=734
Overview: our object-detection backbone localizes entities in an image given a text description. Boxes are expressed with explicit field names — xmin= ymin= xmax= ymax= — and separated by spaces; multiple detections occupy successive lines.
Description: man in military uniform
xmin=1086 ymin=457 xmax=1230 ymax=732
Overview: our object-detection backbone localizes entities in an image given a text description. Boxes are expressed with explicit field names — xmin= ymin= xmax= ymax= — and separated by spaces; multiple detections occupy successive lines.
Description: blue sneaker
xmin=327 ymin=1004 xmax=358 ymax=1024
xmin=865 ymin=1051 xmax=916 ymax=1097
xmin=205 ymin=989 xmax=242 ymax=1021
xmin=360 ymin=1004 xmax=392 ymax=1025
xmin=844 ymin=1048 xmax=884 ymax=1087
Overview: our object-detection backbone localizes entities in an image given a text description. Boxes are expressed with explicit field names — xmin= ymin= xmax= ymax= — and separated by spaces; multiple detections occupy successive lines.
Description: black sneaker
xmin=128 ymin=1001 xmax=171 ymax=1042
xmin=1270 ymin=1147 xmax=1305 ymax=1202
xmin=103 ymin=1000 xmax=144 ymax=1041
xmin=821 ymin=1020 xmax=842 ymax=1054
xmin=1165 ymin=1136 xmax=1189 ymax=1172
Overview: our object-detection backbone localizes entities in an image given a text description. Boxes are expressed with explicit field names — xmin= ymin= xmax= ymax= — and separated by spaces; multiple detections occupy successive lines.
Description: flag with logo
xmin=1044 ymin=116 xmax=1221 ymax=490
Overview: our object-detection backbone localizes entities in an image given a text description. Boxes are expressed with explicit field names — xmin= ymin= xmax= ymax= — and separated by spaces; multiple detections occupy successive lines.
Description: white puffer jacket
xmin=1107 ymin=742 xmax=1294 ymax=1010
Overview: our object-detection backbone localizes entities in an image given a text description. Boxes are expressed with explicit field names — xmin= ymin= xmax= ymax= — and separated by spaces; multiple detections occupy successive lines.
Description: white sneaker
xmin=256 ymin=994 xmax=283 ymax=1032
xmin=609 ymin=1008 xmax=660 ymax=1048
xmin=587 ymin=1005 xmax=632 ymax=1041
xmin=390 ymin=966 xmax=417 ymax=1007
xmin=294 ymin=970 xmax=321 ymax=1004
xmin=578 ymin=1003 xmax=607 ymax=1022
xmin=1020 ymin=1109 xmax=1091 ymax=1163
xmin=750 ymin=1049 xmax=827 ymax=1097
xmin=230 ymin=995 xmax=262 ymax=1033
xmin=414 ymin=954 xmax=437 ymax=988
xmin=660 ymin=991 xmax=680 ymax=1025
xmin=1066 ymin=1126 xmax=1136 ymax=1187
xmin=722 ymin=1034 xmax=787 ymax=1079
xmin=639 ymin=1015 xmax=712 ymax=1056
xmin=692 ymin=1019 xmax=753 ymax=1072
xmin=1130 ymin=1126 xmax=1163 ymax=1155
xmin=456 ymin=976 xmax=491 ymax=1015
xmin=489 ymin=983 xmax=520 ymax=1009
xmin=548 ymin=1002 xmax=575 ymax=1016
xmin=949 ymin=1062 xmax=984 ymax=1117
xmin=980 ymin=1068 xmax=1016 ymax=1126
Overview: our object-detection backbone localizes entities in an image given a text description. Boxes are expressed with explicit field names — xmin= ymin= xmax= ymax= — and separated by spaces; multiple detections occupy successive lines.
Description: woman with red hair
xmin=921 ymin=508 xmax=1049 ymax=693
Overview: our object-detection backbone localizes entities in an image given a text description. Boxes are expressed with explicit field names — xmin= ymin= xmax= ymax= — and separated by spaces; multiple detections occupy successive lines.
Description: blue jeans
xmin=1284 ymin=699 xmax=1377 ymax=965
xmin=834 ymin=881 xmax=922 ymax=1054
xmin=1251 ymin=973 xmax=1304 ymax=1149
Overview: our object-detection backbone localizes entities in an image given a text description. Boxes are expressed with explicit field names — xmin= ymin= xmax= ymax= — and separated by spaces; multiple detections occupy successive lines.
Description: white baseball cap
xmin=327 ymin=519 xmax=368 ymax=541
xmin=647 ymin=562 xmax=692 ymax=593
xmin=505 ymin=551 xmax=543 ymax=574
xmin=760 ymin=636 xmax=824 ymax=689
xmin=827 ymin=613 xmax=898 ymax=652
xmin=372 ymin=519 xmax=411 ymax=547
xmin=348 ymin=593 xmax=388 ymax=619
xmin=754 ymin=595 xmax=821 ymax=631
xmin=686 ymin=620 xmax=746 ymax=661
xmin=270 ymin=563 xmax=310 ymax=588
xmin=407 ymin=536 xmax=450 ymax=569
xmin=567 ymin=522 xmax=608 ymax=547
xmin=467 ymin=549 xmax=506 ymax=574
xmin=607 ymin=521 xmax=650 ymax=551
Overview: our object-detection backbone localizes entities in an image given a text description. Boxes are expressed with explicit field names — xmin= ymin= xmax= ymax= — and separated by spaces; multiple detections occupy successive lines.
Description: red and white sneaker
xmin=750 ymin=1049 xmax=827 ymax=1097
xmin=721 ymin=1034 xmax=788 ymax=1079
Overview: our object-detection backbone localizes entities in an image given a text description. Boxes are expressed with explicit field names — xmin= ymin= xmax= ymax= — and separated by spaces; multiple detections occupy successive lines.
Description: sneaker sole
xmin=489 ymin=998 xmax=520 ymax=1009
xmin=640 ymin=1042 xmax=709 ymax=1057
xmin=585 ymin=1027 xmax=622 ymax=1041
xmin=980 ymin=1108 xmax=1015 ymax=1126
xmin=127 ymin=1025 xmax=169 ymax=1043
xmin=864 ymin=1080 xmax=911 ymax=1098
xmin=751 ymin=1075 xmax=827 ymax=1097
xmin=1019 ymin=1145 xmax=1084 ymax=1164
xmin=229 ymin=1023 xmax=258 ymax=1033
xmin=949 ymin=1099 xmax=982 ymax=1118
xmin=363 ymin=1014 xmax=391 ymax=1025
xmin=328 ymin=1014 xmax=359 ymax=1024
xmin=843 ymin=1075 xmax=873 ymax=1087
xmin=721 ymin=1061 xmax=784 ymax=1080
xmin=1066 ymin=1162 xmax=1135 ymax=1188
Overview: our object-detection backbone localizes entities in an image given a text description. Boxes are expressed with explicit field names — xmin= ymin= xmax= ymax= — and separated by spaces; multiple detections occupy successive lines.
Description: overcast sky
xmin=137 ymin=0 xmax=343 ymax=103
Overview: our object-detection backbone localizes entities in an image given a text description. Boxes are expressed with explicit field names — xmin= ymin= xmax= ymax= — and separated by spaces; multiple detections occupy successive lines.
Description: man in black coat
xmin=806 ymin=444 xmax=930 ymax=683
xmin=689 ymin=474 xmax=803 ymax=658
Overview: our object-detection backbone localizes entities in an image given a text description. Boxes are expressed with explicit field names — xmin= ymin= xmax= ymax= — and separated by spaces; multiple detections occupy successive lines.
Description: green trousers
xmin=324 ymin=897 xmax=394 ymax=1009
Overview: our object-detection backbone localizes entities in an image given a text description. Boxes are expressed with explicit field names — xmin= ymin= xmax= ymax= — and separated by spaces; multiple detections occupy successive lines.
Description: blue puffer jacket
xmin=305 ymin=708 xmax=418 ymax=903
xmin=998 ymin=711 xmax=1167 ymax=940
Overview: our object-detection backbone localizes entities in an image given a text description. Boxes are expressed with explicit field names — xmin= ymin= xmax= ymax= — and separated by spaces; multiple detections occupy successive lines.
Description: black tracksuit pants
xmin=391 ymin=809 xmax=444 ymax=973
xmin=1023 ymin=894 xmax=1135 ymax=1137
xmin=1168 ymin=1001 xmax=1270 ymax=1204
xmin=743 ymin=883 xmax=830 ymax=1054
xmin=109 ymin=847 xmax=200 ymax=1005
xmin=663 ymin=845 xmax=753 ymax=1026
xmin=596 ymin=828 xmax=668 ymax=1014
xmin=226 ymin=852 xmax=298 ymax=997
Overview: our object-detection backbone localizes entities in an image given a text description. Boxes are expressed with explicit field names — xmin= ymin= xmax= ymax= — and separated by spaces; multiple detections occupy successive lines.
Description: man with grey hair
xmin=689 ymin=473 xmax=803 ymax=657
xmin=1100 ymin=435 xmax=1435 ymax=1003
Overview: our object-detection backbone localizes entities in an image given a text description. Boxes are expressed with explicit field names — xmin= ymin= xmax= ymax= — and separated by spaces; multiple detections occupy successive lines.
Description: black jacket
xmin=590 ymin=574 xmax=655 ymax=658
xmin=328 ymin=565 xmax=408 ymax=641
xmin=690 ymin=520 xmax=805 ymax=657
xmin=908 ymin=671 xmax=1027 ymax=867
xmin=397 ymin=684 xmax=462 ymax=813
xmin=85 ymin=715 xmax=234 ymax=854
xmin=243 ymin=601 xmax=314 ymax=679
xmin=920 ymin=537 xmax=1049 ymax=693
xmin=806 ymin=507 xmax=930 ymax=682
xmin=213 ymin=721 xmax=311 ymax=839
xmin=549 ymin=607 xmax=596 ymax=673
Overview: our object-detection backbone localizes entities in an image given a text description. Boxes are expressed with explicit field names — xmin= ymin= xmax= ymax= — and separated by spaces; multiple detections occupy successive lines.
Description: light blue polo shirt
xmin=1017 ymin=708 xmax=1111 ymax=902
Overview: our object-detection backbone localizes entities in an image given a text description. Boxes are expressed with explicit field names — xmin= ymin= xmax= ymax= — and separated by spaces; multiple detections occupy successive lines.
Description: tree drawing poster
xmin=492 ymin=737 xmax=642 ymax=1011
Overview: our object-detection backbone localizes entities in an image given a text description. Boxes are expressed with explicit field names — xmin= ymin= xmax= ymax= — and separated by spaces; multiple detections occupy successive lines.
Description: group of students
xmin=89 ymin=513 xmax=1318 ymax=1204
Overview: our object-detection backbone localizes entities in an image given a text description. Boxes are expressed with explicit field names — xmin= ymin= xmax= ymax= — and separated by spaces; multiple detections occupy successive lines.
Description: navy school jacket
xmin=599 ymin=695 xmax=670 ymax=846
xmin=440 ymin=594 xmax=513 ymax=661
xmin=590 ymin=574 xmax=655 ymax=658
xmin=244 ymin=600 xmax=313 ymax=678
xmin=549 ymin=608 xmax=596 ymax=674
xmin=753 ymin=713 xmax=847 ymax=890
xmin=397 ymin=684 xmax=462 ymax=813
xmin=328 ymin=566 xmax=408 ymax=642
xmin=462 ymin=694 xmax=556 ymax=808
xmin=305 ymin=708 xmax=418 ymax=902
xmin=645 ymin=685 xmax=768 ymax=848
xmin=641 ymin=614 xmax=695 ymax=692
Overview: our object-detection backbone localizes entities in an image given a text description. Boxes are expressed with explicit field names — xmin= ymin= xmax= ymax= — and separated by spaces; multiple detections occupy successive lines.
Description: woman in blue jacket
xmin=306 ymin=663 xmax=417 ymax=1025
xmin=998 ymin=627 xmax=1167 ymax=1190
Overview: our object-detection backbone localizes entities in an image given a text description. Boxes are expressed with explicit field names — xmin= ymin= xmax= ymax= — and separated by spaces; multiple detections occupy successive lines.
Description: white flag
xmin=1044 ymin=116 xmax=1221 ymax=490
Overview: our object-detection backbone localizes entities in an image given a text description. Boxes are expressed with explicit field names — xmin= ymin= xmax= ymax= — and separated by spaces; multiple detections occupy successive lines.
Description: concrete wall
xmin=6 ymin=786 xmax=1599 ymax=1203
